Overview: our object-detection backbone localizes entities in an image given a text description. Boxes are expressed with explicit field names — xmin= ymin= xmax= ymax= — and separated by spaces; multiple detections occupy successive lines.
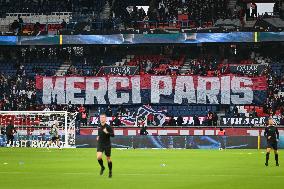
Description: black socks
xmin=98 ymin=159 xmax=104 ymax=168
xmin=266 ymin=152 xmax=279 ymax=164
xmin=266 ymin=152 xmax=270 ymax=164
xmin=275 ymin=154 xmax=279 ymax=164
xmin=108 ymin=161 xmax=112 ymax=172
xmin=98 ymin=159 xmax=112 ymax=174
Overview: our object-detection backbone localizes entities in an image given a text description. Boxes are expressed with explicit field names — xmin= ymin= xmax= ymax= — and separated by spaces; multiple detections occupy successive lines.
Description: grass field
xmin=0 ymin=148 xmax=283 ymax=189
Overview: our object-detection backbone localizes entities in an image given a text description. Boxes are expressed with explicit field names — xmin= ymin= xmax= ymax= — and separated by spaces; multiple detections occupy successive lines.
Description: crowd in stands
xmin=0 ymin=0 xmax=283 ymax=35
xmin=156 ymin=0 xmax=229 ymax=23
xmin=0 ymin=0 xmax=99 ymax=15
xmin=0 ymin=65 xmax=83 ymax=113
xmin=0 ymin=44 xmax=284 ymax=126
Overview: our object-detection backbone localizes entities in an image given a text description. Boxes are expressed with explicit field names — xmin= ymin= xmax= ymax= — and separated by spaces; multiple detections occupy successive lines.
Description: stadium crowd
xmin=0 ymin=44 xmax=284 ymax=126
xmin=1 ymin=0 xmax=283 ymax=35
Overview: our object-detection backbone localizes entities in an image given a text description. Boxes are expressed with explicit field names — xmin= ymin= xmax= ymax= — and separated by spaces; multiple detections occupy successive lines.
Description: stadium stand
xmin=0 ymin=0 xmax=283 ymax=35
xmin=1 ymin=2 xmax=284 ymax=188
xmin=0 ymin=44 xmax=284 ymax=127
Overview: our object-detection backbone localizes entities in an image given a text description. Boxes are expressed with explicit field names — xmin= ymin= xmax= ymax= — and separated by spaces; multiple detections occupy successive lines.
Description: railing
xmin=3 ymin=19 xmax=214 ymax=34
xmin=2 ymin=18 xmax=283 ymax=35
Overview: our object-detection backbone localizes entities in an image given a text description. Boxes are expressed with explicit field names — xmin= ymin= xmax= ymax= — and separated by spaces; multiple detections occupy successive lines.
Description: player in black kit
xmin=97 ymin=113 xmax=114 ymax=178
xmin=264 ymin=118 xmax=279 ymax=166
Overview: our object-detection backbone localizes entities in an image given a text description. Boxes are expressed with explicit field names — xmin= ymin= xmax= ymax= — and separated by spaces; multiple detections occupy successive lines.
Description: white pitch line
xmin=0 ymin=172 xmax=25 ymax=174
xmin=1 ymin=172 xmax=284 ymax=178
xmin=119 ymin=173 xmax=170 ymax=176
xmin=63 ymin=173 xmax=170 ymax=176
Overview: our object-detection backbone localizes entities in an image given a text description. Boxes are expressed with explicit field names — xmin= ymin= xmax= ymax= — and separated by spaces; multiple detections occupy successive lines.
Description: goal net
xmin=0 ymin=111 xmax=77 ymax=148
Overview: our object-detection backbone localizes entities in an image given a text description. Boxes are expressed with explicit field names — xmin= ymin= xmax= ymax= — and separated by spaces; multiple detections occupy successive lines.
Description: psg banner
xmin=228 ymin=64 xmax=266 ymax=75
xmin=36 ymin=75 xmax=267 ymax=105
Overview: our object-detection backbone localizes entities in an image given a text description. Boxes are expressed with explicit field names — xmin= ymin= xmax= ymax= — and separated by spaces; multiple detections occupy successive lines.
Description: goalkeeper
xmin=47 ymin=121 xmax=61 ymax=149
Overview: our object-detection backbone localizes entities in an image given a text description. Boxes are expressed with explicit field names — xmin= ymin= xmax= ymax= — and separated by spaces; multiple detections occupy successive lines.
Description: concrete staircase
xmin=179 ymin=59 xmax=192 ymax=74
xmin=55 ymin=63 xmax=70 ymax=76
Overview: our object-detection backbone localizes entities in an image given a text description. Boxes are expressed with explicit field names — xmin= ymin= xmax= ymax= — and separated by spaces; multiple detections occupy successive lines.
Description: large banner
xmin=36 ymin=74 xmax=267 ymax=105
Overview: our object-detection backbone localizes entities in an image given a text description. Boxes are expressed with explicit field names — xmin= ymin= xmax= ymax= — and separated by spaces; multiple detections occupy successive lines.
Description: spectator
xmin=206 ymin=111 xmax=214 ymax=126
xmin=249 ymin=108 xmax=257 ymax=118
xmin=168 ymin=116 xmax=176 ymax=126
xmin=105 ymin=106 xmax=113 ymax=117
xmin=112 ymin=114 xmax=122 ymax=126
xmin=78 ymin=104 xmax=86 ymax=113
xmin=251 ymin=2 xmax=257 ymax=18
xmin=177 ymin=116 xmax=183 ymax=126
xmin=10 ymin=20 xmax=20 ymax=34
xmin=18 ymin=16 xmax=23 ymax=33
xmin=140 ymin=126 xmax=149 ymax=135
xmin=33 ymin=22 xmax=41 ymax=36
xmin=212 ymin=112 xmax=218 ymax=126
xmin=137 ymin=116 xmax=146 ymax=127
xmin=61 ymin=19 xmax=67 ymax=29
xmin=117 ymin=105 xmax=126 ymax=116
xmin=147 ymin=113 xmax=154 ymax=126
xmin=193 ymin=115 xmax=200 ymax=126
xmin=67 ymin=101 xmax=74 ymax=112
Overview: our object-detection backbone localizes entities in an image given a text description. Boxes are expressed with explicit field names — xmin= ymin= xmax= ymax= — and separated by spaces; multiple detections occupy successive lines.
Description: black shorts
xmin=267 ymin=140 xmax=278 ymax=150
xmin=97 ymin=145 xmax=111 ymax=157
xmin=51 ymin=136 xmax=59 ymax=142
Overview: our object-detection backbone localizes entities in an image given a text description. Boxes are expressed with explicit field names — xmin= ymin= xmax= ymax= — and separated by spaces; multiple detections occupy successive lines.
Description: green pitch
xmin=0 ymin=148 xmax=283 ymax=189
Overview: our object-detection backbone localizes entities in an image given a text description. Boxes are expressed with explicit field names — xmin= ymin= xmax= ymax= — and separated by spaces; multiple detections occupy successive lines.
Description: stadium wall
xmin=1 ymin=32 xmax=284 ymax=45
xmin=79 ymin=127 xmax=284 ymax=136
xmin=1 ymin=133 xmax=283 ymax=149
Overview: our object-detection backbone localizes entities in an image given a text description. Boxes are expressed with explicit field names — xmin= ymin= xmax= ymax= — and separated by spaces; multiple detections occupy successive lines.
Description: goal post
xmin=0 ymin=111 xmax=77 ymax=148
